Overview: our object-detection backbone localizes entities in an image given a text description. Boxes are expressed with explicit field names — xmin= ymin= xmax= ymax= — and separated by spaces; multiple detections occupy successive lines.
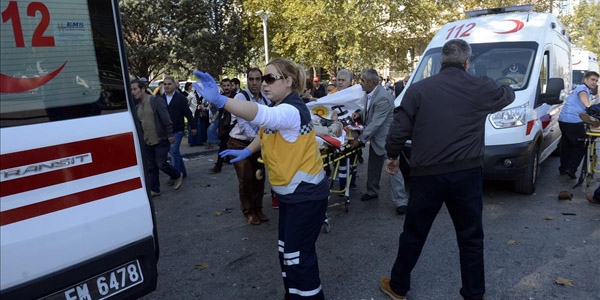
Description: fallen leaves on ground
xmin=507 ymin=239 xmax=518 ymax=245
xmin=555 ymin=277 xmax=573 ymax=286
xmin=214 ymin=207 xmax=233 ymax=216
xmin=542 ymin=215 xmax=554 ymax=220
xmin=195 ymin=262 xmax=210 ymax=270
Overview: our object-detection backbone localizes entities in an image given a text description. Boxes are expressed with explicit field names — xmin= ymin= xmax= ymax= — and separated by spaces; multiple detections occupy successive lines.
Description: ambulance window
xmin=535 ymin=52 xmax=550 ymax=107
xmin=0 ymin=1 xmax=128 ymax=128
xmin=412 ymin=49 xmax=442 ymax=82
xmin=540 ymin=52 xmax=549 ymax=92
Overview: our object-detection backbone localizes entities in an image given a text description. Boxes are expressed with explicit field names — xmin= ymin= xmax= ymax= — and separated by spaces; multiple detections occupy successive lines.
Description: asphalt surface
xmin=141 ymin=138 xmax=600 ymax=300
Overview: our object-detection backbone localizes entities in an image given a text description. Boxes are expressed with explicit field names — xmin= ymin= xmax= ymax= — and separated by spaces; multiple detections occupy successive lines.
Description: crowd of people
xmin=131 ymin=38 xmax=599 ymax=300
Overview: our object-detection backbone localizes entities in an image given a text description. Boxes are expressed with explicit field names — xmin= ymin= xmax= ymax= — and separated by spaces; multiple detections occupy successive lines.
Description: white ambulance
xmin=1 ymin=0 xmax=159 ymax=299
xmin=396 ymin=5 xmax=571 ymax=194
xmin=571 ymin=47 xmax=599 ymax=88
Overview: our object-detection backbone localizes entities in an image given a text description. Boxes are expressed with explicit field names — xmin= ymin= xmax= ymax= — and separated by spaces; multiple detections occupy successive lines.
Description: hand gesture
xmin=193 ymin=70 xmax=228 ymax=108
xmin=220 ymin=148 xmax=252 ymax=163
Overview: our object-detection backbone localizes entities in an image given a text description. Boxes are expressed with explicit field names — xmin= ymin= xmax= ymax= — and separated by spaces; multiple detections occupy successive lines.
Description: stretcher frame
xmin=574 ymin=128 xmax=600 ymax=188
xmin=319 ymin=136 xmax=362 ymax=233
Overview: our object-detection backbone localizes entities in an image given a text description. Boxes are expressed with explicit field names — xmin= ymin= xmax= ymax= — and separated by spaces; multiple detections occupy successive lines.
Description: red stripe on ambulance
xmin=0 ymin=177 xmax=142 ymax=226
xmin=0 ymin=132 xmax=138 ymax=197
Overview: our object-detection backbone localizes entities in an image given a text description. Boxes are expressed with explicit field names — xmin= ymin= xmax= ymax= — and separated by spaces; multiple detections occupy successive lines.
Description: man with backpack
xmin=225 ymin=68 xmax=271 ymax=225
xmin=209 ymin=79 xmax=236 ymax=173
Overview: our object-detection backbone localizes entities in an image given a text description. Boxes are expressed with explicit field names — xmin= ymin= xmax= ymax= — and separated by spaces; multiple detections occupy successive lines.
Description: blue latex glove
xmin=220 ymin=148 xmax=252 ymax=163
xmin=193 ymin=70 xmax=228 ymax=108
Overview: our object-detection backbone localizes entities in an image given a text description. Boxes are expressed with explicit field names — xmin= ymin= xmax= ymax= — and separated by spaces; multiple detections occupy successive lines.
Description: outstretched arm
xmin=193 ymin=71 xmax=259 ymax=121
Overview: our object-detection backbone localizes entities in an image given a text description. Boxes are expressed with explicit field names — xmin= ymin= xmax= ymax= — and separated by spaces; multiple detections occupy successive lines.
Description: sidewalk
xmin=179 ymin=137 xmax=220 ymax=158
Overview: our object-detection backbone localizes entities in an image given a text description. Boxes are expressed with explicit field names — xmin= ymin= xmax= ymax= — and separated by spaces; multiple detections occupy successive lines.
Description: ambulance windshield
xmin=412 ymin=41 xmax=537 ymax=91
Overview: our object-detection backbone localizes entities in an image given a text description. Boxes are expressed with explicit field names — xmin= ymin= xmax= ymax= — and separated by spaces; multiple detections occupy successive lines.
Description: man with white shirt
xmin=351 ymin=69 xmax=395 ymax=202
xmin=161 ymin=76 xmax=196 ymax=180
xmin=227 ymin=68 xmax=271 ymax=225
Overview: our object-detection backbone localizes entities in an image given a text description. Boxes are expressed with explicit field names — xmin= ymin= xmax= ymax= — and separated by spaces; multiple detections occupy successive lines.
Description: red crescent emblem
xmin=0 ymin=61 xmax=67 ymax=94
xmin=573 ymin=59 xmax=582 ymax=65
xmin=494 ymin=19 xmax=524 ymax=34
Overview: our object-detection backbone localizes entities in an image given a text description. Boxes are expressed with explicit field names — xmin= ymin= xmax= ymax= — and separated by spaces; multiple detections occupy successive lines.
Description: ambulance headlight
xmin=489 ymin=103 xmax=529 ymax=129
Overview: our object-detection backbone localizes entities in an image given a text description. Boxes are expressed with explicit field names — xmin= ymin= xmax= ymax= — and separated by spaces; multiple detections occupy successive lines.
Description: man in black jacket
xmin=161 ymin=76 xmax=196 ymax=179
xmin=379 ymin=39 xmax=515 ymax=300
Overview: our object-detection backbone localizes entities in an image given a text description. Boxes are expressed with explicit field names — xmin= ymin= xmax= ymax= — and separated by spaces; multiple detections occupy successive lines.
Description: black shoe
xmin=360 ymin=194 xmax=378 ymax=201
xmin=358 ymin=156 xmax=364 ymax=164
xmin=396 ymin=205 xmax=407 ymax=215
xmin=564 ymin=170 xmax=577 ymax=179
xmin=209 ymin=166 xmax=221 ymax=174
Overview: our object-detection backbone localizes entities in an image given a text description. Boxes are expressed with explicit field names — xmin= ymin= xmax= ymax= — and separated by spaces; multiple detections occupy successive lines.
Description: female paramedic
xmin=557 ymin=70 xmax=599 ymax=179
xmin=192 ymin=58 xmax=329 ymax=300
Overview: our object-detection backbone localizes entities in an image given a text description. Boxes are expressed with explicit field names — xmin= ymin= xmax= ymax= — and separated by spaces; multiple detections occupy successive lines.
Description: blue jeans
xmin=207 ymin=119 xmax=220 ymax=144
xmin=169 ymin=131 xmax=186 ymax=176
xmin=144 ymin=140 xmax=180 ymax=193
xmin=390 ymin=167 xmax=485 ymax=300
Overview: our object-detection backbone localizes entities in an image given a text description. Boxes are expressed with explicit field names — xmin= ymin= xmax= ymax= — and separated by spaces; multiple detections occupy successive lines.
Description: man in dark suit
xmin=161 ymin=76 xmax=196 ymax=179
xmin=351 ymin=69 xmax=395 ymax=201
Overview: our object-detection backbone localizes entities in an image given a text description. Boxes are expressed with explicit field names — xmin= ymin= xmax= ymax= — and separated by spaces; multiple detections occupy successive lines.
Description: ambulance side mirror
xmin=539 ymin=78 xmax=564 ymax=105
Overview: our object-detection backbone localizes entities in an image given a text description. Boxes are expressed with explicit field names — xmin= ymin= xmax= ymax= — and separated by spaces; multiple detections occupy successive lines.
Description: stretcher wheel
xmin=344 ymin=197 xmax=350 ymax=212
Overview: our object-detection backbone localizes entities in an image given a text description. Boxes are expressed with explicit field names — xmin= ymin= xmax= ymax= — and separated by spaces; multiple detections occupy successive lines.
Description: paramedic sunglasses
xmin=262 ymin=73 xmax=285 ymax=84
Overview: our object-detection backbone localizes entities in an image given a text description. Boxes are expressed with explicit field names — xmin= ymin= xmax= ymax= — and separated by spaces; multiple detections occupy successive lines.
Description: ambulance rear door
xmin=1 ymin=0 xmax=158 ymax=299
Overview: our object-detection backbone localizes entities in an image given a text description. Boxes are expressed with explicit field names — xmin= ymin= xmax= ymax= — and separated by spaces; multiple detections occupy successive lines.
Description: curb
xmin=182 ymin=148 xmax=219 ymax=159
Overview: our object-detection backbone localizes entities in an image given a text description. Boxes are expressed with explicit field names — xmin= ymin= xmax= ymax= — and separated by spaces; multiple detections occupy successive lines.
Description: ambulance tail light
xmin=489 ymin=103 xmax=534 ymax=129
xmin=466 ymin=4 xmax=534 ymax=18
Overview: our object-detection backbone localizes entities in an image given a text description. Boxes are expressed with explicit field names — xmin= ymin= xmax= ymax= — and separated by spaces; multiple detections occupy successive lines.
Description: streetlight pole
xmin=255 ymin=10 xmax=274 ymax=66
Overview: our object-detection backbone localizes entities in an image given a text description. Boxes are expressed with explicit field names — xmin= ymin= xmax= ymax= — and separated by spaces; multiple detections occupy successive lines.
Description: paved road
xmin=141 ymin=144 xmax=600 ymax=300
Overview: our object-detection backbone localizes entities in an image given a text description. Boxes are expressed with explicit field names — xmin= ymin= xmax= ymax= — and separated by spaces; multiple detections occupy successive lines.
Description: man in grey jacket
xmin=131 ymin=79 xmax=183 ymax=197
xmin=351 ymin=69 xmax=395 ymax=202
xmin=379 ymin=39 xmax=515 ymax=300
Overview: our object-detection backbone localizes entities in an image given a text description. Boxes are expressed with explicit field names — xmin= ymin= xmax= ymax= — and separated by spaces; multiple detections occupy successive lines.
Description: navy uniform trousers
xmin=278 ymin=198 xmax=328 ymax=300
xmin=389 ymin=167 xmax=485 ymax=300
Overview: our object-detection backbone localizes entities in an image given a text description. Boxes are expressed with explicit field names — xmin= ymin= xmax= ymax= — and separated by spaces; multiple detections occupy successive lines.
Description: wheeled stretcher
xmin=316 ymin=122 xmax=363 ymax=233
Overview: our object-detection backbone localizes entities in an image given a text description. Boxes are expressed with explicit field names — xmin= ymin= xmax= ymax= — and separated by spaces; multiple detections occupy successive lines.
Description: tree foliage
xmin=240 ymin=0 xmax=557 ymax=78
xmin=560 ymin=0 xmax=600 ymax=51
xmin=120 ymin=0 xmax=596 ymax=81
xmin=120 ymin=0 xmax=250 ymax=81
xmin=120 ymin=0 xmax=174 ymax=82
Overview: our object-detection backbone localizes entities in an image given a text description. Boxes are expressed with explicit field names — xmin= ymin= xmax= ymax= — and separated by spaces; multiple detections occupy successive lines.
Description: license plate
xmin=40 ymin=260 xmax=144 ymax=300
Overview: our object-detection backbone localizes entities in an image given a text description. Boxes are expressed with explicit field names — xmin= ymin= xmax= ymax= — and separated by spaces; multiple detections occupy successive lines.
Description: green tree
xmin=120 ymin=0 xmax=174 ymax=81
xmin=169 ymin=0 xmax=252 ymax=80
xmin=560 ymin=0 xmax=600 ymax=51
xmin=242 ymin=0 xmax=459 ymax=77
xmin=120 ymin=0 xmax=251 ymax=81
xmin=240 ymin=0 xmax=557 ymax=78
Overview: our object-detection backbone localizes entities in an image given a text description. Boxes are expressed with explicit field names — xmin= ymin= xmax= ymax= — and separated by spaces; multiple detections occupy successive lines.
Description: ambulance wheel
xmin=514 ymin=145 xmax=539 ymax=194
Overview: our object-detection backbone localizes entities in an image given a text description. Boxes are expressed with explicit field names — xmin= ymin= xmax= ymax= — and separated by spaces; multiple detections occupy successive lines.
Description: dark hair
xmin=221 ymin=78 xmax=231 ymax=84
xmin=231 ymin=78 xmax=241 ymax=86
xmin=247 ymin=67 xmax=263 ymax=77
xmin=584 ymin=71 xmax=600 ymax=80
xmin=131 ymin=79 xmax=146 ymax=90
xmin=184 ymin=82 xmax=193 ymax=90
